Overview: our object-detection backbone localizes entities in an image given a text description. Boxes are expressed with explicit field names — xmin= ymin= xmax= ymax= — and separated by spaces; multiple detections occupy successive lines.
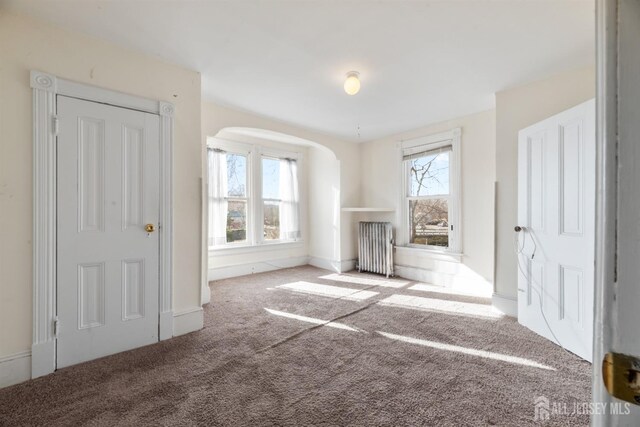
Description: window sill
xmin=209 ymin=241 xmax=304 ymax=257
xmin=394 ymin=245 xmax=463 ymax=262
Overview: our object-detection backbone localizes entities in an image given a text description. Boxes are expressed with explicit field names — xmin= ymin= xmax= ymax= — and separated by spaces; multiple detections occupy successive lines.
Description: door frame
xmin=30 ymin=70 xmax=175 ymax=378
xmin=592 ymin=0 xmax=617 ymax=421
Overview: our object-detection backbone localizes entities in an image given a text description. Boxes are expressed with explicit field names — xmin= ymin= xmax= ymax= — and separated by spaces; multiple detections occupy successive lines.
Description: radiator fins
xmin=358 ymin=222 xmax=394 ymax=278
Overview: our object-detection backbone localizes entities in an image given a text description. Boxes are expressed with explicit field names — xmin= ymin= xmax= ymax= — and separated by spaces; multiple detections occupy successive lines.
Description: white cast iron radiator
xmin=358 ymin=222 xmax=394 ymax=278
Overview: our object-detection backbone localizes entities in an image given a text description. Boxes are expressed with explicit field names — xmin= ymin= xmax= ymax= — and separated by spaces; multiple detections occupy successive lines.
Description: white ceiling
xmin=3 ymin=0 xmax=594 ymax=141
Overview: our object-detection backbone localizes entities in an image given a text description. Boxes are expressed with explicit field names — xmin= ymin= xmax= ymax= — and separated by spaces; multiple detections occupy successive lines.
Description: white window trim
xmin=207 ymin=137 xmax=304 ymax=251
xmin=209 ymin=241 xmax=304 ymax=256
xmin=398 ymin=128 xmax=462 ymax=254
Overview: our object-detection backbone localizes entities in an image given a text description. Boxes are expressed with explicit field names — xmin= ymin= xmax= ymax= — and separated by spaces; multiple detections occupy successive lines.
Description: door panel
xmin=517 ymin=99 xmax=595 ymax=362
xmin=559 ymin=120 xmax=584 ymax=235
xmin=57 ymin=96 xmax=160 ymax=369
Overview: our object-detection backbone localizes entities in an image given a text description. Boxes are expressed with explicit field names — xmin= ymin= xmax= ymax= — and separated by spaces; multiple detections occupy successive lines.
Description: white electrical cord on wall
xmin=514 ymin=227 xmax=571 ymax=355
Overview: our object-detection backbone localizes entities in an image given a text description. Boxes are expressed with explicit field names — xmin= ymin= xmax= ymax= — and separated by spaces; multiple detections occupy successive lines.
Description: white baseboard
xmin=201 ymin=281 xmax=211 ymax=305
xmin=395 ymin=264 xmax=493 ymax=297
xmin=208 ymin=256 xmax=309 ymax=281
xmin=339 ymin=259 xmax=356 ymax=273
xmin=308 ymin=256 xmax=335 ymax=271
xmin=492 ymin=293 xmax=518 ymax=317
xmin=159 ymin=310 xmax=173 ymax=341
xmin=308 ymin=257 xmax=356 ymax=273
xmin=0 ymin=351 xmax=31 ymax=389
xmin=31 ymin=340 xmax=55 ymax=379
xmin=173 ymin=307 xmax=204 ymax=337
xmin=394 ymin=264 xmax=431 ymax=282
xmin=1 ymin=309 xmax=202 ymax=390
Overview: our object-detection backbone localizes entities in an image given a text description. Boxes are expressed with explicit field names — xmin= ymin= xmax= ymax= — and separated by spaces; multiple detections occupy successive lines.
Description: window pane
xmin=408 ymin=152 xmax=449 ymax=196
xmin=409 ymin=199 xmax=449 ymax=247
xmin=226 ymin=200 xmax=247 ymax=243
xmin=227 ymin=154 xmax=247 ymax=197
xmin=262 ymin=157 xmax=280 ymax=200
xmin=263 ymin=201 xmax=280 ymax=240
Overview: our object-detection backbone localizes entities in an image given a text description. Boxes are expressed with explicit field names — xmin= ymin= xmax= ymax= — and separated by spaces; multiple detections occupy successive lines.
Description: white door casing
xmin=593 ymin=0 xmax=640 ymax=423
xmin=517 ymin=99 xmax=595 ymax=362
xmin=56 ymin=96 xmax=159 ymax=368
xmin=30 ymin=71 xmax=174 ymax=378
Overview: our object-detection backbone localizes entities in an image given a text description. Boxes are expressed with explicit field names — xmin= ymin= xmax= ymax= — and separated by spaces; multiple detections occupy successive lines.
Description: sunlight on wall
xmin=332 ymin=186 xmax=341 ymax=263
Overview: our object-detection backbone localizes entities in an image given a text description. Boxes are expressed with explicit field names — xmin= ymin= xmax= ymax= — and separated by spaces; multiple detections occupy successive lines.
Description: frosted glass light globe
xmin=344 ymin=72 xmax=360 ymax=95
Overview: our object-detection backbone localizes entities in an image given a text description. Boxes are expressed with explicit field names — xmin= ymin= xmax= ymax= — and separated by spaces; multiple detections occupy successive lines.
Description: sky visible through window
xmin=225 ymin=154 xmax=281 ymax=199
xmin=262 ymin=158 xmax=280 ymax=199
xmin=409 ymin=152 xmax=449 ymax=196
xmin=226 ymin=154 xmax=247 ymax=197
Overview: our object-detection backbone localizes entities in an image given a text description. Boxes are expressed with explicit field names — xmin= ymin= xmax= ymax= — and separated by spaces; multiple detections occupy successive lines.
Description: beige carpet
xmin=0 ymin=266 xmax=591 ymax=426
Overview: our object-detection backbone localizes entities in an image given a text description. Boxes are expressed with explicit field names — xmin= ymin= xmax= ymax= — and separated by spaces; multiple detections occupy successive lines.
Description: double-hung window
xmin=261 ymin=156 xmax=300 ymax=242
xmin=208 ymin=140 xmax=301 ymax=249
xmin=208 ymin=147 xmax=250 ymax=246
xmin=401 ymin=128 xmax=461 ymax=252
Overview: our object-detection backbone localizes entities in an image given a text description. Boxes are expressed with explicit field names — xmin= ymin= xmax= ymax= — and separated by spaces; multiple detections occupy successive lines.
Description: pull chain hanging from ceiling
xmin=343 ymin=70 xmax=362 ymax=139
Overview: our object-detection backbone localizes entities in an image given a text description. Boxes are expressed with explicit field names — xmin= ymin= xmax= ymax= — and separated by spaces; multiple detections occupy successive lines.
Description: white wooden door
xmin=517 ymin=99 xmax=595 ymax=362
xmin=57 ymin=96 xmax=160 ymax=368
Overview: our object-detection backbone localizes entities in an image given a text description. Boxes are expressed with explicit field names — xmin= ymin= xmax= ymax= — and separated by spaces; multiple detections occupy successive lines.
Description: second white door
xmin=517 ymin=99 xmax=595 ymax=362
xmin=57 ymin=96 xmax=160 ymax=368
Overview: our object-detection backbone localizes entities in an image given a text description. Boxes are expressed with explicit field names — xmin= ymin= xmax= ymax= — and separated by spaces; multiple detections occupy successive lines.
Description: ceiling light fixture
xmin=344 ymin=71 xmax=361 ymax=95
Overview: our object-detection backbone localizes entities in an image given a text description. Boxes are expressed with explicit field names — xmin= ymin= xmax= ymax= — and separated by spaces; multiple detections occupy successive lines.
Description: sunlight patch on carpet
xmin=378 ymin=294 xmax=502 ymax=319
xmin=264 ymin=308 xmax=363 ymax=332
xmin=319 ymin=273 xmax=409 ymax=288
xmin=378 ymin=331 xmax=555 ymax=371
xmin=276 ymin=281 xmax=379 ymax=301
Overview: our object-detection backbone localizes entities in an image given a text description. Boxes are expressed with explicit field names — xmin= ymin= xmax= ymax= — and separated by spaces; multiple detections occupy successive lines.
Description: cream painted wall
xmin=494 ymin=66 xmax=595 ymax=300
xmin=201 ymin=100 xmax=360 ymax=270
xmin=0 ymin=12 xmax=202 ymax=358
xmin=359 ymin=110 xmax=496 ymax=292
xmin=309 ymin=146 xmax=342 ymax=266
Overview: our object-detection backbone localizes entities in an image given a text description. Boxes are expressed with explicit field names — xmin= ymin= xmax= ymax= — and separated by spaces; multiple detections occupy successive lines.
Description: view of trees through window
xmin=408 ymin=150 xmax=450 ymax=247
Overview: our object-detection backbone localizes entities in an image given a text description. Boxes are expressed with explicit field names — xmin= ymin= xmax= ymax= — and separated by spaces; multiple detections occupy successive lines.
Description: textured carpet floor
xmin=0 ymin=266 xmax=591 ymax=426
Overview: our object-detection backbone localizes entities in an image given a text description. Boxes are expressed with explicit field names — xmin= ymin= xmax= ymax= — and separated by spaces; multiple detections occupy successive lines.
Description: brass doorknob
xmin=145 ymin=224 xmax=156 ymax=233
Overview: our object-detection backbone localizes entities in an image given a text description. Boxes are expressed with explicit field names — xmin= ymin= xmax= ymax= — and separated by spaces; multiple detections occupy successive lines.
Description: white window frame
xmin=258 ymin=149 xmax=301 ymax=245
xmin=208 ymin=139 xmax=253 ymax=249
xmin=207 ymin=138 xmax=303 ymax=252
xmin=399 ymin=128 xmax=462 ymax=254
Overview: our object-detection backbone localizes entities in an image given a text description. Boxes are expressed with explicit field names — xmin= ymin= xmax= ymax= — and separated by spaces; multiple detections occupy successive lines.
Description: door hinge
xmin=53 ymin=316 xmax=60 ymax=337
xmin=52 ymin=116 xmax=59 ymax=135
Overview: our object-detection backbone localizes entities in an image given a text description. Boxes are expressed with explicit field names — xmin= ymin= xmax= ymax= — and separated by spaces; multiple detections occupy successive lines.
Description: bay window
xmin=208 ymin=140 xmax=301 ymax=249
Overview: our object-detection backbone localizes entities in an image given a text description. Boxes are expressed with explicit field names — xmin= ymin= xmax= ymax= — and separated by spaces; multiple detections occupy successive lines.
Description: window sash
xmin=399 ymin=128 xmax=461 ymax=253
xmin=225 ymin=152 xmax=249 ymax=199
xmin=406 ymin=196 xmax=451 ymax=249
xmin=260 ymin=156 xmax=300 ymax=243
xmin=402 ymin=144 xmax=452 ymax=161
xmin=404 ymin=158 xmax=452 ymax=198
xmin=208 ymin=147 xmax=252 ymax=248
